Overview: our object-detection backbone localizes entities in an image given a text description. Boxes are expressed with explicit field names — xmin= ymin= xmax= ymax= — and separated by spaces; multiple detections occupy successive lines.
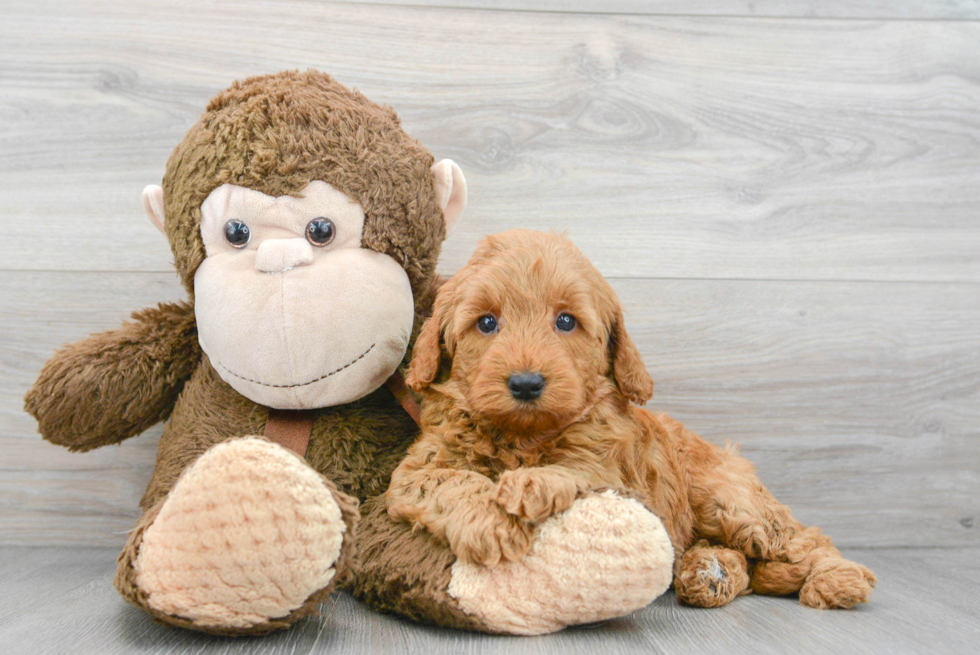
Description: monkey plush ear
xmin=142 ymin=185 xmax=166 ymax=235
xmin=406 ymin=280 xmax=455 ymax=391
xmin=610 ymin=310 xmax=654 ymax=405
xmin=431 ymin=159 xmax=467 ymax=237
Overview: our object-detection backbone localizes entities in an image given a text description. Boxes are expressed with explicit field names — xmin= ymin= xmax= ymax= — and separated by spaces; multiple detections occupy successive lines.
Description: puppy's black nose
xmin=508 ymin=372 xmax=546 ymax=401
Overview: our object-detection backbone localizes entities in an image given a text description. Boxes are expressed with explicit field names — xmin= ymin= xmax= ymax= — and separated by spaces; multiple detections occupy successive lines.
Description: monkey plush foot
xmin=124 ymin=437 xmax=356 ymax=634
xmin=446 ymin=490 xmax=674 ymax=635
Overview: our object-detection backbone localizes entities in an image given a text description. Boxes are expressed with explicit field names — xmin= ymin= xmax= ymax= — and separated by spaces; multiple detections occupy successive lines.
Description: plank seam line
xmin=326 ymin=0 xmax=980 ymax=22
xmin=843 ymin=545 xmax=980 ymax=552
xmin=2 ymin=269 xmax=979 ymax=286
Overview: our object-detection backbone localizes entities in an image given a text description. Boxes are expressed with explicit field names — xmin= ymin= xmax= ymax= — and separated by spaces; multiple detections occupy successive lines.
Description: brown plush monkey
xmin=25 ymin=71 xmax=670 ymax=636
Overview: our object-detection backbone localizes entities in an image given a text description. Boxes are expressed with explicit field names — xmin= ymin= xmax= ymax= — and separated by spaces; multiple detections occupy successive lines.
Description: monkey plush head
xmin=141 ymin=71 xmax=466 ymax=409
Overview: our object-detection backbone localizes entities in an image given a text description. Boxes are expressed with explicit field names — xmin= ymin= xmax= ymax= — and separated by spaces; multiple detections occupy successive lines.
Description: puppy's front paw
xmin=494 ymin=468 xmax=580 ymax=522
xmin=448 ymin=511 xmax=532 ymax=566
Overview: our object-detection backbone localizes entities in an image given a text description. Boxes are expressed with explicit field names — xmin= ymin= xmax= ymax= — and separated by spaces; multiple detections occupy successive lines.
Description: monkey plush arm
xmin=25 ymin=301 xmax=200 ymax=452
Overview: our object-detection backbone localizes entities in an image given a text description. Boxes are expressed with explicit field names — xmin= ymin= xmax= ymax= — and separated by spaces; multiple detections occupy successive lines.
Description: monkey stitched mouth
xmin=212 ymin=343 xmax=377 ymax=388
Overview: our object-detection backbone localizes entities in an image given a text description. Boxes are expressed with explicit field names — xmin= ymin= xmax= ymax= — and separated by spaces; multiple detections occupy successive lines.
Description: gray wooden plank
xmin=632 ymin=278 xmax=980 ymax=550
xmin=1 ymin=1 xmax=979 ymax=282
xmin=0 ymin=272 xmax=185 ymax=547
xmin=340 ymin=0 xmax=980 ymax=20
xmin=0 ymin=546 xmax=334 ymax=655
xmin=0 ymin=546 xmax=977 ymax=654
xmin=3 ymin=271 xmax=977 ymax=548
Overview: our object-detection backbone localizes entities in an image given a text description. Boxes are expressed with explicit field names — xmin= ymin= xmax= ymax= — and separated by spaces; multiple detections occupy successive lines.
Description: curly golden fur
xmin=387 ymin=229 xmax=876 ymax=610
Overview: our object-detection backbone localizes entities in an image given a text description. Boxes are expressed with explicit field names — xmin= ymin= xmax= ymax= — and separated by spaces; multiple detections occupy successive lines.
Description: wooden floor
xmin=0 ymin=546 xmax=978 ymax=655
xmin=1 ymin=0 xmax=978 ymax=652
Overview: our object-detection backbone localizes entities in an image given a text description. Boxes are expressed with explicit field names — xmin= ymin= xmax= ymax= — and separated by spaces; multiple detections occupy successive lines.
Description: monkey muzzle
xmin=194 ymin=246 xmax=415 ymax=409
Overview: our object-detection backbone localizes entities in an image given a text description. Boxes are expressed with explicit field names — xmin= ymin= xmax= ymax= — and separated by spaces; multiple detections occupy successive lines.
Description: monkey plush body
xmin=25 ymin=71 xmax=672 ymax=636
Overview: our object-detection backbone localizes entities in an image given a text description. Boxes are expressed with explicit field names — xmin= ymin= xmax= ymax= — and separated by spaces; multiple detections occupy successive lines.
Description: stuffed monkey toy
xmin=25 ymin=70 xmax=673 ymax=636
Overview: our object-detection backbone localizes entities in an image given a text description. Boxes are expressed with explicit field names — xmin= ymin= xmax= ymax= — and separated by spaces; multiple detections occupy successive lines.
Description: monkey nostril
xmin=508 ymin=372 xmax=546 ymax=401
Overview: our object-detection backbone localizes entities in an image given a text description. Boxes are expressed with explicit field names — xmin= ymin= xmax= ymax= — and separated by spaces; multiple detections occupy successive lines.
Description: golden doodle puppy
xmin=386 ymin=229 xmax=876 ymax=610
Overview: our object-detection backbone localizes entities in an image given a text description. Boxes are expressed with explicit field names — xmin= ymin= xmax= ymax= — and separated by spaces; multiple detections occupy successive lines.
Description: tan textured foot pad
xmin=135 ymin=437 xmax=346 ymax=630
xmin=447 ymin=490 xmax=674 ymax=635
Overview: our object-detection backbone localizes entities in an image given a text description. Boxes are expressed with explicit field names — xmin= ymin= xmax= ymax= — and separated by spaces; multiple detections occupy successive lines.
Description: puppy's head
xmin=407 ymin=229 xmax=653 ymax=434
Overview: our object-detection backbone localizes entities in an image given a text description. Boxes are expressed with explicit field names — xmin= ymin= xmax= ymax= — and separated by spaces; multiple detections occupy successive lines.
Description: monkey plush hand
xmin=25 ymin=71 xmax=668 ymax=637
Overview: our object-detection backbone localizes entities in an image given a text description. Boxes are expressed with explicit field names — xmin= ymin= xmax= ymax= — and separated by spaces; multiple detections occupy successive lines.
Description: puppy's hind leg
xmin=751 ymin=537 xmax=878 ymax=610
xmin=689 ymin=436 xmax=876 ymax=609
xmin=674 ymin=540 xmax=750 ymax=608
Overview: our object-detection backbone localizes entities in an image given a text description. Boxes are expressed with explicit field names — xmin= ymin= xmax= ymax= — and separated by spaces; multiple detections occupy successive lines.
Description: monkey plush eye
xmin=555 ymin=313 xmax=577 ymax=333
xmin=476 ymin=314 xmax=499 ymax=335
xmin=306 ymin=217 xmax=335 ymax=246
xmin=224 ymin=219 xmax=251 ymax=248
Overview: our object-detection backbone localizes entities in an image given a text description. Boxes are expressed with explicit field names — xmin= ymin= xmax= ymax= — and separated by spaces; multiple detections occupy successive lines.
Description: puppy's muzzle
xmin=508 ymin=372 xmax=546 ymax=401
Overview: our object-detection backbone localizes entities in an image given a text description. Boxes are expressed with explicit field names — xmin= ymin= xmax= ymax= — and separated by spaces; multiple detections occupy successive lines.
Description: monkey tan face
xmin=192 ymin=181 xmax=415 ymax=409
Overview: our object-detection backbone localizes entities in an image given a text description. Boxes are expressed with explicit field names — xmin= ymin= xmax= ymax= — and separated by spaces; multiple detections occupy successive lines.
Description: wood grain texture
xmin=3 ymin=271 xmax=977 ymax=548
xmin=342 ymin=0 xmax=980 ymax=20
xmin=1 ymin=1 xmax=979 ymax=281
xmin=0 ymin=546 xmax=977 ymax=654
xmin=0 ymin=273 xmax=185 ymax=546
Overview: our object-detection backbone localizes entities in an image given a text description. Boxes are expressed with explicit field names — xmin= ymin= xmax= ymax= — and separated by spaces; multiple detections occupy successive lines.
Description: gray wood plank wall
xmin=1 ymin=0 xmax=977 ymax=551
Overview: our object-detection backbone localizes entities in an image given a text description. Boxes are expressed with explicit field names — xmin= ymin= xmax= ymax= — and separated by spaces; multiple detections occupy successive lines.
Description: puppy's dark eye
xmin=224 ymin=219 xmax=250 ymax=248
xmin=555 ymin=313 xmax=577 ymax=333
xmin=476 ymin=314 xmax=498 ymax=335
xmin=306 ymin=217 xmax=335 ymax=246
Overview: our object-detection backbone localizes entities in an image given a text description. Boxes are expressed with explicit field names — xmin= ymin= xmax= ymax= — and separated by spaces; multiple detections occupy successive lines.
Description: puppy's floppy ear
xmin=609 ymin=309 xmax=654 ymax=405
xmin=406 ymin=279 xmax=455 ymax=391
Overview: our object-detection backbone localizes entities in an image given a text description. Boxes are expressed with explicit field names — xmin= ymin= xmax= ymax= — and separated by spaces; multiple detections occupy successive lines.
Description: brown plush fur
xmin=163 ymin=70 xmax=445 ymax=298
xmin=24 ymin=301 xmax=200 ymax=452
xmin=390 ymin=229 xmax=877 ymax=609
xmin=25 ymin=71 xmax=481 ymax=635
xmin=351 ymin=495 xmax=491 ymax=632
